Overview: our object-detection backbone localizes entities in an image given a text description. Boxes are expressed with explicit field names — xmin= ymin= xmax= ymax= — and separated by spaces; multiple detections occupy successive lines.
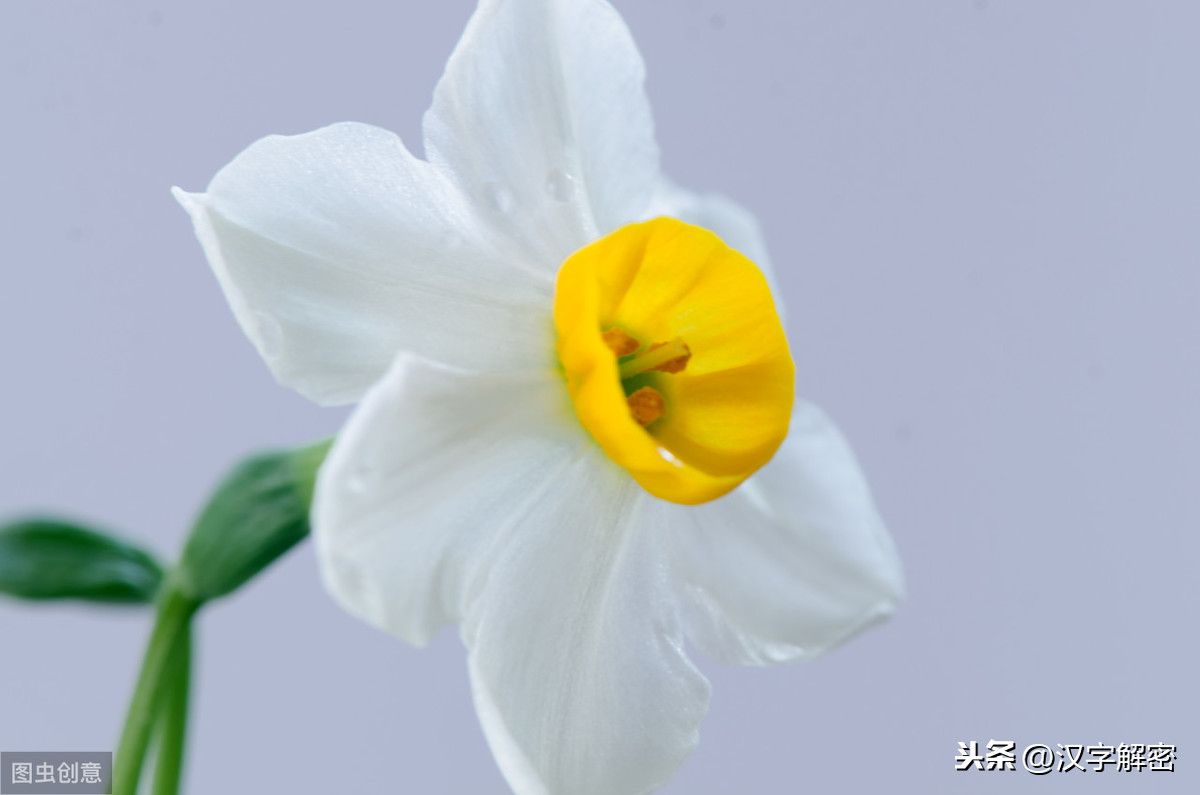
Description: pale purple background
xmin=1 ymin=1 xmax=1197 ymax=793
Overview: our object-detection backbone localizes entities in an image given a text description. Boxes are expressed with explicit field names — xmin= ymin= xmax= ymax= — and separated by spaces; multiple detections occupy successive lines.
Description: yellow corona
xmin=555 ymin=218 xmax=795 ymax=504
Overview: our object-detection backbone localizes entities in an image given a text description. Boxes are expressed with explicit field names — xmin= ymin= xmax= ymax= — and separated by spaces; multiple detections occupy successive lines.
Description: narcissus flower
xmin=174 ymin=0 xmax=903 ymax=792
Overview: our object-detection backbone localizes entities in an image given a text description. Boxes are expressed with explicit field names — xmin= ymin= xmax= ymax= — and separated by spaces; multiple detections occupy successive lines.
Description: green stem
xmin=152 ymin=622 xmax=192 ymax=795
xmin=113 ymin=585 xmax=197 ymax=795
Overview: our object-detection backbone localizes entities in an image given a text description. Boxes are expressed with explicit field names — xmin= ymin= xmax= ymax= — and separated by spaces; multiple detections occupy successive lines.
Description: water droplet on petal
xmin=251 ymin=311 xmax=284 ymax=360
xmin=546 ymin=169 xmax=576 ymax=203
xmin=657 ymin=447 xmax=684 ymax=467
xmin=485 ymin=182 xmax=514 ymax=214
xmin=346 ymin=460 xmax=377 ymax=495
xmin=330 ymin=556 xmax=375 ymax=608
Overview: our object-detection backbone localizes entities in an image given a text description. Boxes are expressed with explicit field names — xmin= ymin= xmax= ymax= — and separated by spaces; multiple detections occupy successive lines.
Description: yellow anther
xmin=618 ymin=337 xmax=691 ymax=379
xmin=602 ymin=327 xmax=641 ymax=357
xmin=643 ymin=341 xmax=691 ymax=374
xmin=627 ymin=386 xmax=666 ymax=426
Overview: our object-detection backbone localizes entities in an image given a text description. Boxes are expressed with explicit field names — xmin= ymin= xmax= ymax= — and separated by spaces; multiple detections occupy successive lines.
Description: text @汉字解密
xmin=955 ymin=741 xmax=1175 ymax=774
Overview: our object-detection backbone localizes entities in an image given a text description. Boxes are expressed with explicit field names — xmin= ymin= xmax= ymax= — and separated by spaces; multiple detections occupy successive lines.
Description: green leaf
xmin=176 ymin=438 xmax=332 ymax=603
xmin=0 ymin=519 xmax=164 ymax=604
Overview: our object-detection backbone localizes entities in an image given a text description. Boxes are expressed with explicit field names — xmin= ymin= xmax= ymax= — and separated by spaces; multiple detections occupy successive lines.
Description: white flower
xmin=173 ymin=0 xmax=903 ymax=793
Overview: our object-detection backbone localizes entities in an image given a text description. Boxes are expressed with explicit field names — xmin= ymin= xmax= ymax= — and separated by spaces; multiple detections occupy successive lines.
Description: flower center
xmin=554 ymin=217 xmax=794 ymax=505
xmin=600 ymin=330 xmax=693 ymax=427
xmin=615 ymin=337 xmax=691 ymax=380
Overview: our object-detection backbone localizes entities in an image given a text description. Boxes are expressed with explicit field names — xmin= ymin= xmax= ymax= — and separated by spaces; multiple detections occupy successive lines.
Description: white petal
xmin=464 ymin=447 xmax=709 ymax=795
xmin=314 ymin=352 xmax=710 ymax=794
xmin=174 ymin=122 xmax=554 ymax=406
xmin=312 ymin=351 xmax=583 ymax=645
xmin=424 ymin=0 xmax=660 ymax=268
xmin=647 ymin=179 xmax=783 ymax=315
xmin=664 ymin=400 xmax=904 ymax=666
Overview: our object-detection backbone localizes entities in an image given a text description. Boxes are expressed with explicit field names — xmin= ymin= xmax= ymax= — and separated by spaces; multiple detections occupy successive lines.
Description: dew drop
xmin=251 ymin=311 xmax=284 ymax=359
xmin=545 ymin=169 xmax=576 ymax=203
xmin=657 ymin=447 xmax=684 ymax=467
xmin=345 ymin=459 xmax=379 ymax=496
xmin=485 ymin=182 xmax=515 ymax=214
xmin=346 ymin=468 xmax=369 ymax=495
xmin=336 ymin=560 xmax=369 ymax=601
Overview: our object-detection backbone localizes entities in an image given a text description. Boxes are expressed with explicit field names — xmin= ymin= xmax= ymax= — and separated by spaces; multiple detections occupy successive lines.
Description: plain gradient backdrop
xmin=1 ymin=1 xmax=1197 ymax=793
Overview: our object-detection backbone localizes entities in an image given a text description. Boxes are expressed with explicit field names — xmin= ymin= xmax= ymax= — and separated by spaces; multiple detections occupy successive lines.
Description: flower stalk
xmin=110 ymin=437 xmax=329 ymax=794
xmin=112 ymin=583 xmax=198 ymax=795
xmin=151 ymin=619 xmax=193 ymax=795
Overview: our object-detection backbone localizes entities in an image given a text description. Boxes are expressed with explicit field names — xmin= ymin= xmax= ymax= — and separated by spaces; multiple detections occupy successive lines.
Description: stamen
xmin=627 ymin=386 xmax=666 ymax=426
xmin=602 ymin=327 xmax=641 ymax=357
xmin=618 ymin=337 xmax=691 ymax=379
